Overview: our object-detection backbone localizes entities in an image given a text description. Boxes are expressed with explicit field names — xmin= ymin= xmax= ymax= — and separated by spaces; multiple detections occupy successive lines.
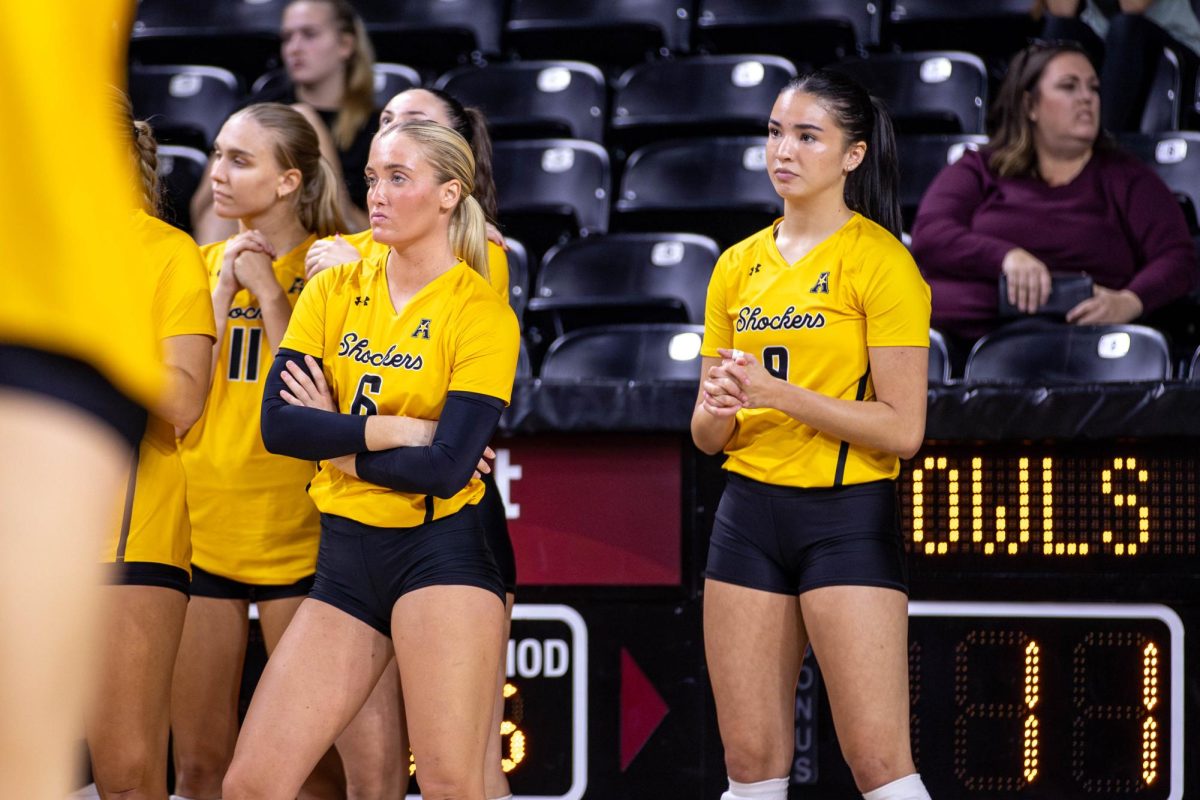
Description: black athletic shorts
xmin=705 ymin=473 xmax=908 ymax=595
xmin=0 ymin=345 xmax=147 ymax=449
xmin=189 ymin=564 xmax=315 ymax=601
xmin=479 ymin=472 xmax=516 ymax=594
xmin=309 ymin=505 xmax=505 ymax=637
xmin=107 ymin=562 xmax=191 ymax=595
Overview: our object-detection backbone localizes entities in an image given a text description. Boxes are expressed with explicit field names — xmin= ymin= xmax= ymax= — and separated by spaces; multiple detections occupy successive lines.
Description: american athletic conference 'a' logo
xmin=411 ymin=318 xmax=432 ymax=339
xmin=809 ymin=272 xmax=830 ymax=294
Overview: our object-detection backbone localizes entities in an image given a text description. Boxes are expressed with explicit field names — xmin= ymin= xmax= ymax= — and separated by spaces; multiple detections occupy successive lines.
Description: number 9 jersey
xmin=701 ymin=214 xmax=931 ymax=488
xmin=280 ymin=253 xmax=520 ymax=528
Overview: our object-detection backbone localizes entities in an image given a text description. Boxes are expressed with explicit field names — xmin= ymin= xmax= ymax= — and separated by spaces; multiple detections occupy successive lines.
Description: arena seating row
xmin=533 ymin=323 xmax=1200 ymax=384
xmin=153 ymin=125 xmax=1200 ymax=254
xmin=131 ymin=49 xmax=1188 ymax=153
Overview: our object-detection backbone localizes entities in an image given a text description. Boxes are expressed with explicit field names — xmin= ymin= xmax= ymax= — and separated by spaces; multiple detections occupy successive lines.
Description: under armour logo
xmin=748 ymin=263 xmax=761 ymax=276
xmin=354 ymin=296 xmax=370 ymax=306
xmin=809 ymin=272 xmax=830 ymax=294
xmin=411 ymin=318 xmax=431 ymax=339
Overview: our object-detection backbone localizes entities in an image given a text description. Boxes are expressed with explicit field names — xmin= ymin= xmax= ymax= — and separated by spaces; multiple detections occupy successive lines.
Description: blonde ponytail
xmin=132 ymin=120 xmax=162 ymax=218
xmin=301 ymin=155 xmax=346 ymax=238
xmin=451 ymin=194 xmax=489 ymax=281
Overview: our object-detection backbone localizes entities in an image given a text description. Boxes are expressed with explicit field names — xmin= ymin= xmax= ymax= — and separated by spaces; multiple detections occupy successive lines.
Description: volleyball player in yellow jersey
xmin=85 ymin=94 xmax=217 ymax=800
xmin=172 ymin=102 xmax=355 ymax=800
xmin=694 ymin=71 xmax=933 ymax=800
xmin=0 ymin=3 xmax=169 ymax=797
xmin=305 ymin=87 xmax=517 ymax=800
xmin=222 ymin=120 xmax=519 ymax=800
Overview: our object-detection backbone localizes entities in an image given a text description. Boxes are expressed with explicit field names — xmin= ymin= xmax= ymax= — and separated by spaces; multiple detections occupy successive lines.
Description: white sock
xmin=170 ymin=795 xmax=210 ymax=800
xmin=862 ymin=773 xmax=931 ymax=800
xmin=68 ymin=784 xmax=99 ymax=799
xmin=721 ymin=776 xmax=789 ymax=799
xmin=488 ymin=795 xmax=514 ymax=800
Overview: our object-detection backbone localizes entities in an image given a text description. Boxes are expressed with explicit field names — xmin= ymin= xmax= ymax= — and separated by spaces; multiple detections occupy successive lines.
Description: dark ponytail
xmin=785 ymin=70 xmax=903 ymax=239
xmin=421 ymin=87 xmax=500 ymax=223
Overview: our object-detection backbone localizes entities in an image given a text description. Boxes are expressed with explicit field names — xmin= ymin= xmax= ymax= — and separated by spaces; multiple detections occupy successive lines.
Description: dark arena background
xmin=127 ymin=0 xmax=1200 ymax=797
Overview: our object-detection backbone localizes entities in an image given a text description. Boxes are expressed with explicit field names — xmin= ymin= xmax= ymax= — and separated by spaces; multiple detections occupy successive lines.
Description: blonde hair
xmin=110 ymin=86 xmax=161 ymax=217
xmin=378 ymin=120 xmax=489 ymax=279
xmin=287 ymin=0 xmax=376 ymax=151
xmin=232 ymin=103 xmax=348 ymax=237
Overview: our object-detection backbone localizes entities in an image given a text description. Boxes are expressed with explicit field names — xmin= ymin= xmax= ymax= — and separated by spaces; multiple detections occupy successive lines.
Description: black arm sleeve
xmin=355 ymin=391 xmax=504 ymax=499
xmin=260 ymin=348 xmax=368 ymax=460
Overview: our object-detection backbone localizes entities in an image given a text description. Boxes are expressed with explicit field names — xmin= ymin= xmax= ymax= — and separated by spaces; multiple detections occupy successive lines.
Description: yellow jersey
xmin=701 ymin=215 xmax=930 ymax=488
xmin=339 ymin=229 xmax=510 ymax=301
xmin=280 ymin=253 xmax=519 ymax=528
xmin=0 ymin=1 xmax=162 ymax=407
xmin=103 ymin=211 xmax=216 ymax=571
xmin=180 ymin=235 xmax=321 ymax=583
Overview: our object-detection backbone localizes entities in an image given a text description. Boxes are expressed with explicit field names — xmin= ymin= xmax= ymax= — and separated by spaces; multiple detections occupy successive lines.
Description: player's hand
xmin=305 ymin=234 xmax=360 ymax=280
xmin=485 ymin=223 xmax=506 ymax=249
xmin=280 ymin=355 xmax=337 ymax=412
xmin=1001 ymin=248 xmax=1052 ymax=314
xmin=223 ymin=230 xmax=276 ymax=272
xmin=233 ymin=248 xmax=282 ymax=299
xmin=474 ymin=446 xmax=496 ymax=480
xmin=328 ymin=454 xmax=358 ymax=478
xmin=718 ymin=348 xmax=780 ymax=411
xmin=700 ymin=357 xmax=746 ymax=417
xmin=1065 ymin=285 xmax=1143 ymax=325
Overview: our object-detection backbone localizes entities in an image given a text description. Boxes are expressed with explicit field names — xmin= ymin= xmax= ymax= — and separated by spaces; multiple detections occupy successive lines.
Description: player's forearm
xmin=690 ymin=405 xmax=736 ymax=456
xmin=255 ymin=288 xmax=293 ymax=355
xmin=158 ymin=364 xmax=210 ymax=431
xmin=355 ymin=393 xmax=502 ymax=498
xmin=766 ymin=381 xmax=925 ymax=459
xmin=261 ymin=350 xmax=367 ymax=460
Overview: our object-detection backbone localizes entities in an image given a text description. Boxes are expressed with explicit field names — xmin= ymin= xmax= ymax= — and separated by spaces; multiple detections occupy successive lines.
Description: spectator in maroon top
xmin=910 ymin=41 xmax=1197 ymax=354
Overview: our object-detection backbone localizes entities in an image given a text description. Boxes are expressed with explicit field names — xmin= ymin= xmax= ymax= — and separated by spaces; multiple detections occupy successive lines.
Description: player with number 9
xmin=693 ymin=70 xmax=932 ymax=800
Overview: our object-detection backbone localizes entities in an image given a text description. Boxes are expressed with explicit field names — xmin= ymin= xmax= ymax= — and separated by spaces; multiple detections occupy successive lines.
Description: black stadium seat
xmin=928 ymin=328 xmax=951 ymax=385
xmin=964 ymin=324 xmax=1172 ymax=384
xmin=694 ymin=0 xmax=881 ymax=65
xmin=611 ymin=55 xmax=797 ymax=148
xmin=540 ymin=323 xmax=705 ymax=381
xmin=129 ymin=65 xmax=242 ymax=150
xmin=1190 ymin=345 xmax=1200 ymax=382
xmin=130 ymin=0 xmax=285 ymax=85
xmin=435 ymin=61 xmax=607 ymax=142
xmin=526 ymin=233 xmax=719 ymax=342
xmin=897 ymin=134 xmax=988 ymax=225
xmin=885 ymin=0 xmax=1038 ymax=59
xmin=505 ymin=0 xmax=692 ymax=68
xmin=155 ymin=145 xmax=209 ymax=233
xmin=491 ymin=139 xmax=611 ymax=261
xmin=832 ymin=52 xmax=988 ymax=134
xmin=353 ymin=0 xmax=505 ymax=70
xmin=1117 ymin=131 xmax=1200 ymax=230
xmin=503 ymin=238 xmax=531 ymax=323
xmin=615 ymin=136 xmax=782 ymax=248
xmin=1141 ymin=48 xmax=1184 ymax=134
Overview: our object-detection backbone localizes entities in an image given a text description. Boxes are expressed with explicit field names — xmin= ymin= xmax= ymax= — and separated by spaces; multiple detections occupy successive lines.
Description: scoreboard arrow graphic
xmin=619 ymin=647 xmax=669 ymax=771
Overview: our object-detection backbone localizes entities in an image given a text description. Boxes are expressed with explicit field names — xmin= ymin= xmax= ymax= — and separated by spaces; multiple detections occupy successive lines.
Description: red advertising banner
xmin=495 ymin=435 xmax=682 ymax=586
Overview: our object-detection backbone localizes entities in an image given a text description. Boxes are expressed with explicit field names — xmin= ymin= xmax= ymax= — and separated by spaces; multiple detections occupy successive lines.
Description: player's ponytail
xmin=109 ymin=86 xmax=163 ymax=217
xmin=784 ymin=70 xmax=903 ymax=239
xmin=451 ymin=194 xmax=489 ymax=282
xmin=132 ymin=120 xmax=163 ymax=219
xmin=380 ymin=120 xmax=489 ymax=280
xmin=234 ymin=103 xmax=348 ymax=238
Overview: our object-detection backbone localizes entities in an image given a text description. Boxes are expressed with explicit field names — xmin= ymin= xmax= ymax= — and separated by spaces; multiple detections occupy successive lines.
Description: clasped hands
xmin=700 ymin=348 xmax=779 ymax=417
xmin=278 ymin=355 xmax=494 ymax=480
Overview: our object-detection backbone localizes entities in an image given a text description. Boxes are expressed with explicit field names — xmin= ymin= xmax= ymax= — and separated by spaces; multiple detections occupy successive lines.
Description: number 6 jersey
xmin=701 ymin=214 xmax=931 ymax=488
xmin=180 ymin=235 xmax=320 ymax=584
xmin=280 ymin=253 xmax=519 ymax=528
